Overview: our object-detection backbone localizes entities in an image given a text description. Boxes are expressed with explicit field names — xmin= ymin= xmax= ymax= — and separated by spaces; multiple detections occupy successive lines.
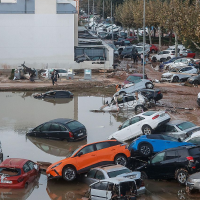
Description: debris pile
xmin=106 ymin=71 xmax=128 ymax=79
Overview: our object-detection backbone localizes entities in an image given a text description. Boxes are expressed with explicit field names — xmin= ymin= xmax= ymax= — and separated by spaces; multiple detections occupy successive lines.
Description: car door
xmin=74 ymin=144 xmax=97 ymax=173
xmin=129 ymin=116 xmax=145 ymax=139
xmin=116 ymin=119 xmax=132 ymax=141
xmin=147 ymin=152 xmax=166 ymax=179
xmin=86 ymin=169 xmax=98 ymax=184
xmin=48 ymin=123 xmax=62 ymax=139
xmin=161 ymin=135 xmax=181 ymax=149
xmin=26 ymin=161 xmax=38 ymax=181
xmin=37 ymin=123 xmax=51 ymax=138
xmin=90 ymin=181 xmax=109 ymax=200
xmin=163 ymin=124 xmax=178 ymax=137
xmin=22 ymin=163 xmax=32 ymax=183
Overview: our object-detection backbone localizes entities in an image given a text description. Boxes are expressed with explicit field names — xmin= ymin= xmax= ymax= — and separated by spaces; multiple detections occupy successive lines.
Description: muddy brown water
xmin=0 ymin=92 xmax=198 ymax=200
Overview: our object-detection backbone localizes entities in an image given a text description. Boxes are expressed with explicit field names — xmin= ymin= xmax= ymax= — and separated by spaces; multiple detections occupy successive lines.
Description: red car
xmin=0 ymin=158 xmax=39 ymax=189
xmin=150 ymin=44 xmax=158 ymax=53
xmin=186 ymin=50 xmax=195 ymax=58
xmin=125 ymin=36 xmax=137 ymax=42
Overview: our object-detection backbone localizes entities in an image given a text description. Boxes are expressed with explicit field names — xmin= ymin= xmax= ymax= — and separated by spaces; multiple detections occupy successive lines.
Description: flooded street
xmin=0 ymin=92 xmax=199 ymax=200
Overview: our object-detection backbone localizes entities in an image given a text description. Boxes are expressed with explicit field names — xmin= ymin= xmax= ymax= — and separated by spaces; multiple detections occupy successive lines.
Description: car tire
xmin=146 ymin=82 xmax=154 ymax=89
xmin=172 ymin=76 xmax=179 ymax=83
xmin=152 ymin=57 xmax=157 ymax=62
xmin=119 ymin=91 xmax=126 ymax=96
xmin=62 ymin=166 xmax=77 ymax=181
xmin=194 ymin=80 xmax=199 ymax=85
xmin=167 ymin=57 xmax=171 ymax=60
xmin=114 ymin=154 xmax=127 ymax=166
xmin=135 ymin=105 xmax=144 ymax=113
xmin=176 ymin=168 xmax=188 ymax=185
xmin=142 ymin=125 xmax=153 ymax=135
xmin=141 ymin=171 xmax=148 ymax=180
xmin=139 ymin=143 xmax=153 ymax=157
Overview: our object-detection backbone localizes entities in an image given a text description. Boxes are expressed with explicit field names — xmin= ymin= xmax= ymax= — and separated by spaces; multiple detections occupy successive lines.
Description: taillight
xmin=171 ymin=54 xmax=175 ymax=55
xmin=69 ymin=132 xmax=74 ymax=138
xmin=17 ymin=177 xmax=24 ymax=183
xmin=152 ymin=115 xmax=159 ymax=120
xmin=158 ymin=91 xmax=161 ymax=94
xmin=186 ymin=156 xmax=194 ymax=162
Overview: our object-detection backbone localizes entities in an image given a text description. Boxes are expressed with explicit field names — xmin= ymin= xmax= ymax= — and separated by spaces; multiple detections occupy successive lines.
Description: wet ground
xmin=0 ymin=91 xmax=200 ymax=200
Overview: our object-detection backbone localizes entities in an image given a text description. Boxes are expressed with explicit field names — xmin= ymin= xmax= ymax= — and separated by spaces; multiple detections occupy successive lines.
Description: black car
xmin=120 ymin=46 xmax=136 ymax=59
xmin=137 ymin=145 xmax=200 ymax=185
xmin=187 ymin=74 xmax=200 ymax=85
xmin=139 ymin=89 xmax=163 ymax=103
xmin=114 ymin=38 xmax=125 ymax=46
xmin=33 ymin=90 xmax=73 ymax=99
xmin=26 ymin=118 xmax=87 ymax=141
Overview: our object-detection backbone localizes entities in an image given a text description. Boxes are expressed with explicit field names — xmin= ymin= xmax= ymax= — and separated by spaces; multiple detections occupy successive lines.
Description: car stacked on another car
xmin=46 ymin=140 xmax=131 ymax=181
xmin=187 ymin=74 xmax=200 ymax=85
xmin=26 ymin=118 xmax=87 ymax=141
xmin=137 ymin=145 xmax=200 ymax=184
xmin=108 ymin=111 xmax=170 ymax=141
xmin=129 ymin=134 xmax=192 ymax=157
xmin=139 ymin=88 xmax=163 ymax=103
xmin=85 ymin=164 xmax=145 ymax=194
xmin=123 ymin=73 xmax=149 ymax=85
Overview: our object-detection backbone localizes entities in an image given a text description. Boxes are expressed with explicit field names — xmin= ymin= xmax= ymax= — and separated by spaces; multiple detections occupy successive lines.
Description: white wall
xmin=35 ymin=0 xmax=56 ymax=14
xmin=0 ymin=14 xmax=75 ymax=69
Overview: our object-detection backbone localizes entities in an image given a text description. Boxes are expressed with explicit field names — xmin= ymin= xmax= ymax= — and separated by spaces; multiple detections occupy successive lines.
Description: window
xmin=142 ymin=111 xmax=157 ymax=116
xmin=50 ymin=124 xmax=61 ymax=131
xmin=151 ymin=152 xmax=165 ymax=164
xmin=147 ymin=135 xmax=163 ymax=140
xmin=33 ymin=124 xmax=43 ymax=132
xmin=78 ymin=145 xmax=94 ymax=155
xmin=96 ymin=142 xmax=110 ymax=151
xmin=165 ymin=125 xmax=177 ymax=132
xmin=162 ymin=135 xmax=178 ymax=141
xmin=87 ymin=170 xmax=97 ymax=178
xmin=125 ymin=96 xmax=136 ymax=102
xmin=108 ymin=169 xmax=132 ymax=178
xmin=91 ymin=182 xmax=108 ymax=190
xmin=27 ymin=161 xmax=35 ymax=170
xmin=121 ymin=119 xmax=130 ymax=129
xmin=177 ymin=122 xmax=196 ymax=131
xmin=163 ymin=51 xmax=170 ymax=54
xmin=95 ymin=171 xmax=105 ymax=180
xmin=23 ymin=163 xmax=31 ymax=173
xmin=189 ymin=147 xmax=200 ymax=156
xmin=40 ymin=123 xmax=51 ymax=132
xmin=130 ymin=116 xmax=142 ymax=125
xmin=165 ymin=151 xmax=177 ymax=160
xmin=126 ymin=76 xmax=141 ymax=83
xmin=187 ymin=137 xmax=200 ymax=145
xmin=66 ymin=121 xmax=84 ymax=131
xmin=60 ymin=125 xmax=67 ymax=131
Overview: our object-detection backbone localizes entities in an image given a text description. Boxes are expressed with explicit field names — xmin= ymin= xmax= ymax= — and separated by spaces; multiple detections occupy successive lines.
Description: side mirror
xmin=76 ymin=152 xmax=83 ymax=157
xmin=118 ymin=125 xmax=122 ymax=130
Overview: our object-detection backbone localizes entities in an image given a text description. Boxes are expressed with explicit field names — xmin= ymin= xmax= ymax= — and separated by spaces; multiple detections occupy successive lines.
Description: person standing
xmin=54 ymin=70 xmax=58 ymax=85
xmin=51 ymin=70 xmax=55 ymax=85
xmin=141 ymin=53 xmax=144 ymax=65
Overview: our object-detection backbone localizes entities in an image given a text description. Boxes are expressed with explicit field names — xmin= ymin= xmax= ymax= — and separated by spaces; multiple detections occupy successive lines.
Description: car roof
xmin=161 ymin=145 xmax=199 ymax=152
xmin=48 ymin=118 xmax=74 ymax=123
xmin=92 ymin=164 xmax=127 ymax=172
xmin=0 ymin=158 xmax=29 ymax=168
xmin=166 ymin=120 xmax=187 ymax=125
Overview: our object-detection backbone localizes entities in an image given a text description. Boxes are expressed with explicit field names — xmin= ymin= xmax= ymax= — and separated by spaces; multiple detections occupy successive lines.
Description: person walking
xmin=141 ymin=53 xmax=144 ymax=65
xmin=133 ymin=50 xmax=138 ymax=64
xmin=54 ymin=70 xmax=58 ymax=85
xmin=51 ymin=70 xmax=55 ymax=86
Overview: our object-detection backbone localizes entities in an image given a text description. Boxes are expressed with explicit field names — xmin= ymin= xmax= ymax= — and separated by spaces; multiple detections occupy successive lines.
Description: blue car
xmin=163 ymin=56 xmax=183 ymax=65
xmin=128 ymin=134 xmax=192 ymax=157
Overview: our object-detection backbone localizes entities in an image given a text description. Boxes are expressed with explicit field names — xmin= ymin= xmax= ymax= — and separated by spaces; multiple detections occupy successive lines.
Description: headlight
xmin=126 ymin=175 xmax=136 ymax=179
xmin=51 ymin=162 xmax=62 ymax=169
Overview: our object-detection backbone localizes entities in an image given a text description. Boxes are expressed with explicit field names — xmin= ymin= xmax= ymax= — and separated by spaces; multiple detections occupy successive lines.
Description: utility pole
xmin=111 ymin=0 xmax=113 ymax=44
xmin=103 ymin=0 xmax=104 ymax=20
xmin=93 ymin=0 xmax=94 ymax=31
xmin=142 ymin=0 xmax=145 ymax=79
xmin=88 ymin=0 xmax=89 ymax=29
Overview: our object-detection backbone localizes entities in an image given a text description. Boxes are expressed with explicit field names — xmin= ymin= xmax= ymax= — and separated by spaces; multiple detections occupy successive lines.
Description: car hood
xmin=116 ymin=171 xmax=141 ymax=179
xmin=162 ymin=72 xmax=172 ymax=77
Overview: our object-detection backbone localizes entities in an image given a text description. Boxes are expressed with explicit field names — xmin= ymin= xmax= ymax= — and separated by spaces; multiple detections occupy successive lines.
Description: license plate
xmin=78 ymin=133 xmax=83 ymax=136
xmin=160 ymin=113 xmax=165 ymax=117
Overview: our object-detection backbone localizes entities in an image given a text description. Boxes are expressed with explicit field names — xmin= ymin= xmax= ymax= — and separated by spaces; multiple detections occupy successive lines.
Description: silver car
xmin=155 ymin=120 xmax=200 ymax=140
xmin=114 ymin=79 xmax=154 ymax=97
xmin=85 ymin=164 xmax=145 ymax=195
xmin=186 ymin=172 xmax=200 ymax=193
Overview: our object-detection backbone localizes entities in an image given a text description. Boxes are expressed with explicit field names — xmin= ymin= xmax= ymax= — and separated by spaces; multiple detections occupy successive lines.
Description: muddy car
xmin=137 ymin=145 xmax=200 ymax=185
xmin=0 ymin=158 xmax=39 ymax=189
xmin=89 ymin=178 xmax=137 ymax=200
xmin=139 ymin=88 xmax=163 ymax=103
xmin=33 ymin=90 xmax=73 ymax=99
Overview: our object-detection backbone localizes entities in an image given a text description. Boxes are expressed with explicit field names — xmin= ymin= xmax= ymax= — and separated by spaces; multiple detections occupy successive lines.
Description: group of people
xmin=51 ymin=69 xmax=59 ymax=86
xmin=132 ymin=51 xmax=149 ymax=65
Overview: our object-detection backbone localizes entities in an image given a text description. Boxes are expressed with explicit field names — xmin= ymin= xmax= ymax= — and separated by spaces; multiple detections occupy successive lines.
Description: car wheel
xmin=152 ymin=57 xmax=157 ymax=62
xmin=142 ymin=125 xmax=152 ymax=135
xmin=119 ymin=91 xmax=126 ymax=96
xmin=139 ymin=143 xmax=152 ymax=157
xmin=146 ymin=82 xmax=154 ymax=89
xmin=135 ymin=105 xmax=144 ymax=113
xmin=114 ymin=154 xmax=127 ymax=166
xmin=176 ymin=168 xmax=188 ymax=185
xmin=151 ymin=49 xmax=155 ymax=53
xmin=62 ymin=166 xmax=77 ymax=181
xmin=167 ymin=56 xmax=171 ymax=60
xmin=141 ymin=171 xmax=148 ymax=179
xmin=194 ymin=80 xmax=199 ymax=85
xmin=172 ymin=76 xmax=179 ymax=83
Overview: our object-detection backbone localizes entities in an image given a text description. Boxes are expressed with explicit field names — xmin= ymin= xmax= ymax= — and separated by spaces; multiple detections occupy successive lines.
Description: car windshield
xmin=108 ymin=169 xmax=132 ymax=178
xmin=177 ymin=122 xmax=196 ymax=131
xmin=66 ymin=121 xmax=84 ymax=131
xmin=70 ymin=146 xmax=82 ymax=157
xmin=142 ymin=111 xmax=157 ymax=116
xmin=126 ymin=76 xmax=141 ymax=82
xmin=0 ymin=168 xmax=21 ymax=176
xmin=122 ymin=48 xmax=132 ymax=53
xmin=136 ymin=47 xmax=143 ymax=51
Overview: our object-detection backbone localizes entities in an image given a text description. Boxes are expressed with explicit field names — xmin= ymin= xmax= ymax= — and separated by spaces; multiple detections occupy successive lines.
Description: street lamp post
xmin=103 ymin=0 xmax=104 ymax=20
xmin=111 ymin=0 xmax=113 ymax=44
xmin=142 ymin=0 xmax=145 ymax=79
xmin=93 ymin=0 xmax=94 ymax=31
xmin=88 ymin=0 xmax=89 ymax=29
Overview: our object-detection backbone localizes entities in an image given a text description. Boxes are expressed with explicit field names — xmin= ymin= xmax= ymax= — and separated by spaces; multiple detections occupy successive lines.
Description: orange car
xmin=46 ymin=140 xmax=131 ymax=181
